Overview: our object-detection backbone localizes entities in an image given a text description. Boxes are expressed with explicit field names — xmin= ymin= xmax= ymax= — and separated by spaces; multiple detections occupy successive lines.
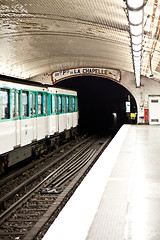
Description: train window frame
xmin=66 ymin=96 xmax=70 ymax=113
xmin=16 ymin=91 xmax=20 ymax=118
xmin=63 ymin=95 xmax=66 ymax=113
xmin=55 ymin=94 xmax=58 ymax=114
xmin=51 ymin=94 xmax=58 ymax=115
xmin=37 ymin=92 xmax=43 ymax=116
xmin=11 ymin=89 xmax=20 ymax=119
xmin=0 ymin=88 xmax=10 ymax=120
xmin=21 ymin=91 xmax=29 ymax=118
xmin=29 ymin=91 xmax=36 ymax=117
xmin=70 ymin=96 xmax=73 ymax=112
xmin=72 ymin=96 xmax=75 ymax=111
xmin=43 ymin=93 xmax=48 ymax=115
xmin=75 ymin=96 xmax=78 ymax=111
xmin=50 ymin=94 xmax=52 ymax=115
xmin=11 ymin=90 xmax=16 ymax=118
xmin=58 ymin=95 xmax=62 ymax=114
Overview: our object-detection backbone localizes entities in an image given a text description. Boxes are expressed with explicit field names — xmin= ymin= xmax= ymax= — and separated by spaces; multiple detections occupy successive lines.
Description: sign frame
xmin=50 ymin=67 xmax=121 ymax=84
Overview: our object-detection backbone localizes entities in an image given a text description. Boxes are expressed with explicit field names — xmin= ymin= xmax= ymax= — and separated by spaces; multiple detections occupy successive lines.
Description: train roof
xmin=0 ymin=75 xmax=77 ymax=94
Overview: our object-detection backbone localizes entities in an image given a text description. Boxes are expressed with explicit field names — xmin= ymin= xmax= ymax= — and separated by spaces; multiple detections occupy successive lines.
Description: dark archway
xmin=55 ymin=76 xmax=137 ymax=133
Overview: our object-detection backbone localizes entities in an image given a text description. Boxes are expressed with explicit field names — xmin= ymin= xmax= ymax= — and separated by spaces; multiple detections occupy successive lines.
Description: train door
xmin=66 ymin=96 xmax=70 ymax=129
xmin=72 ymin=96 xmax=77 ymax=127
xmin=63 ymin=96 xmax=67 ymax=129
xmin=11 ymin=90 xmax=20 ymax=147
xmin=50 ymin=94 xmax=59 ymax=134
xmin=29 ymin=92 xmax=37 ymax=140
xmin=43 ymin=93 xmax=48 ymax=135
xmin=55 ymin=95 xmax=59 ymax=133
xmin=70 ymin=96 xmax=73 ymax=127
xmin=36 ymin=92 xmax=48 ymax=140
xmin=58 ymin=95 xmax=63 ymax=132
xmin=0 ymin=88 xmax=16 ymax=154
xmin=149 ymin=96 xmax=160 ymax=124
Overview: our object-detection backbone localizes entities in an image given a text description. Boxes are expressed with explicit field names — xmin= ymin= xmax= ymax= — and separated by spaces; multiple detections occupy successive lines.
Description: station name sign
xmin=52 ymin=68 xmax=121 ymax=83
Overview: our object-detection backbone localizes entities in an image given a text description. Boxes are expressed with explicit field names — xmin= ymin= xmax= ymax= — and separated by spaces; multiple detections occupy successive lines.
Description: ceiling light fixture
xmin=132 ymin=44 xmax=142 ymax=52
xmin=130 ymin=25 xmax=142 ymax=35
xmin=133 ymin=51 xmax=141 ymax=57
xmin=126 ymin=0 xmax=145 ymax=87
xmin=149 ymin=53 xmax=154 ymax=78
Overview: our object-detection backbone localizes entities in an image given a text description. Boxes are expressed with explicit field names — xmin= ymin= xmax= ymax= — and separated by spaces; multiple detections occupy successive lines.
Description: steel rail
xmin=0 ymin=137 xmax=95 ymax=223
xmin=0 ymin=135 xmax=113 ymax=240
xmin=0 ymin=134 xmax=87 ymax=187
xmin=24 ymin=136 xmax=112 ymax=240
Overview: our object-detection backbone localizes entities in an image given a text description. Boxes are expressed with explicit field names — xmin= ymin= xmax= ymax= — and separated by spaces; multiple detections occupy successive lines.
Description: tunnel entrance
xmin=55 ymin=76 xmax=137 ymax=133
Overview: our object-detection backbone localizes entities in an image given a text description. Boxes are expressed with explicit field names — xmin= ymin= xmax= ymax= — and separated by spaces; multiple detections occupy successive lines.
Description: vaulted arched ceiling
xmin=0 ymin=0 xmax=160 ymax=86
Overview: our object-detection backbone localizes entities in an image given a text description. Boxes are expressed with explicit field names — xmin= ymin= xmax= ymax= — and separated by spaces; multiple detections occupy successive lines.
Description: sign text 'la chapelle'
xmin=51 ymin=68 xmax=121 ymax=83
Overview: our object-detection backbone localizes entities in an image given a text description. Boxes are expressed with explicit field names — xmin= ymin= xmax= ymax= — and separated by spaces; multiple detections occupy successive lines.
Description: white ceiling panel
xmin=0 ymin=0 xmax=159 ymax=85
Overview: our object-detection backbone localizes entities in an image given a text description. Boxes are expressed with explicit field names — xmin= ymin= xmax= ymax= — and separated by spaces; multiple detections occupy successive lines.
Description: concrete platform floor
xmin=43 ymin=125 xmax=160 ymax=240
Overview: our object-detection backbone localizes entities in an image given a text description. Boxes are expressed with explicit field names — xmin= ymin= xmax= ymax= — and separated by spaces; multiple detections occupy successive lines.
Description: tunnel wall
xmin=31 ymin=70 xmax=160 ymax=125
xmin=120 ymin=71 xmax=160 ymax=124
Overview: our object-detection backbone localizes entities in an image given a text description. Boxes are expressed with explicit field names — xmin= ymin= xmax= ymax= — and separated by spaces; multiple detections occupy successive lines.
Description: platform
xmin=42 ymin=124 xmax=160 ymax=240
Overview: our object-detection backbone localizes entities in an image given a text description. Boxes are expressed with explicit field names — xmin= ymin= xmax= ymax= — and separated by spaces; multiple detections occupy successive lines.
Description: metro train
xmin=0 ymin=79 xmax=78 ymax=175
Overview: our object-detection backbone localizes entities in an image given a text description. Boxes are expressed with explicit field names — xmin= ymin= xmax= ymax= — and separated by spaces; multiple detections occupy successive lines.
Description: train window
xmin=22 ymin=91 xmax=28 ymax=117
xmin=75 ymin=97 xmax=78 ymax=111
xmin=44 ymin=94 xmax=47 ymax=114
xmin=70 ymin=97 xmax=73 ymax=112
xmin=55 ymin=95 xmax=58 ymax=113
xmin=12 ymin=91 xmax=16 ymax=118
xmin=38 ymin=93 xmax=43 ymax=115
xmin=63 ymin=96 xmax=66 ymax=112
xmin=33 ymin=94 xmax=36 ymax=115
xmin=30 ymin=93 xmax=36 ymax=116
xmin=52 ymin=95 xmax=55 ymax=114
xmin=73 ymin=97 xmax=75 ymax=111
xmin=66 ymin=96 xmax=69 ymax=112
xmin=16 ymin=92 xmax=20 ymax=117
xmin=59 ymin=95 xmax=62 ymax=113
xmin=12 ymin=91 xmax=20 ymax=118
xmin=52 ymin=95 xmax=57 ymax=114
xmin=30 ymin=94 xmax=33 ymax=115
xmin=50 ymin=95 xmax=53 ymax=114
xmin=0 ymin=89 xmax=10 ymax=119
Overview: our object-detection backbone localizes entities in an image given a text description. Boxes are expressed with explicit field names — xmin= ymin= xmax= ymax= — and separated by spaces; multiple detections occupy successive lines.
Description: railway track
xmin=0 ymin=134 xmax=112 ymax=240
xmin=0 ymin=134 xmax=88 ymax=211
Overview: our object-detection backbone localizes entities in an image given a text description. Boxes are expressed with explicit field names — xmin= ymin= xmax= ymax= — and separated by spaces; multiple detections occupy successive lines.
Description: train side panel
xmin=32 ymin=117 xmax=37 ymax=140
xmin=0 ymin=121 xmax=15 ymax=154
xmin=73 ymin=112 xmax=78 ymax=127
xmin=15 ymin=119 xmax=21 ymax=146
xmin=66 ymin=113 xmax=73 ymax=130
xmin=59 ymin=114 xmax=66 ymax=133
xmin=47 ymin=115 xmax=58 ymax=135
xmin=20 ymin=118 xmax=38 ymax=146
xmin=0 ymin=81 xmax=78 ymax=174
xmin=36 ymin=116 xmax=48 ymax=141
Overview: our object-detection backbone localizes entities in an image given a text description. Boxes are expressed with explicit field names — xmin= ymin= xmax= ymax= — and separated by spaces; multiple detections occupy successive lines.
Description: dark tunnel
xmin=55 ymin=76 xmax=137 ymax=133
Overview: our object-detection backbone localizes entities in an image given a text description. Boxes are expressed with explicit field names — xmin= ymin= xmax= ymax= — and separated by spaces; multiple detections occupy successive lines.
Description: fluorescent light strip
xmin=127 ymin=0 xmax=144 ymax=9
xmin=135 ymin=72 xmax=140 ymax=87
xmin=133 ymin=51 xmax=141 ymax=57
xmin=134 ymin=57 xmax=141 ymax=63
xmin=128 ymin=10 xmax=143 ymax=25
xmin=127 ymin=0 xmax=144 ymax=87
xmin=132 ymin=44 xmax=142 ymax=52
xmin=131 ymin=35 xmax=142 ymax=45
xmin=130 ymin=24 xmax=142 ymax=35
